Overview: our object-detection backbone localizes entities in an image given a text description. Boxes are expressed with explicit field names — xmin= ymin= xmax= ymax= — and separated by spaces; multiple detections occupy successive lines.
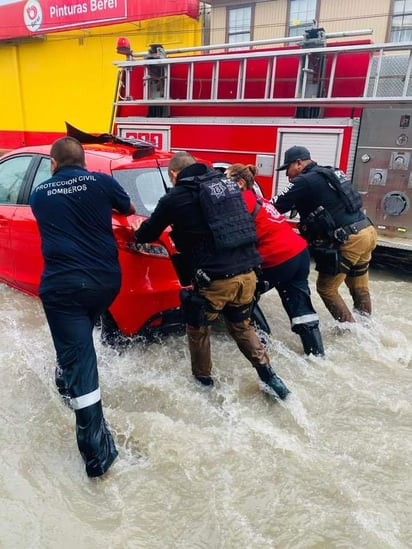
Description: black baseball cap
xmin=276 ymin=145 xmax=311 ymax=171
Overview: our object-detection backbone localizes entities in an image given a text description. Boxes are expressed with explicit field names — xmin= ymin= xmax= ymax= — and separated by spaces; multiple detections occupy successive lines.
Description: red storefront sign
xmin=0 ymin=0 xmax=199 ymax=40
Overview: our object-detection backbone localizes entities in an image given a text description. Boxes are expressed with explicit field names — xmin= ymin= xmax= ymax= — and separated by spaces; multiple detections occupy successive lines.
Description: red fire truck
xmin=112 ymin=28 xmax=412 ymax=257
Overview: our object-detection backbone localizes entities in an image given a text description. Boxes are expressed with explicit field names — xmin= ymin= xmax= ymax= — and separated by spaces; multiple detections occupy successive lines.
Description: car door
xmin=0 ymin=154 xmax=34 ymax=287
xmin=10 ymin=155 xmax=51 ymax=295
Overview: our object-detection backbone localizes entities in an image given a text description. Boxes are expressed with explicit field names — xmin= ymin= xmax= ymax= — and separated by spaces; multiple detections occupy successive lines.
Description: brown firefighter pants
xmin=186 ymin=271 xmax=270 ymax=378
xmin=316 ymin=224 xmax=378 ymax=322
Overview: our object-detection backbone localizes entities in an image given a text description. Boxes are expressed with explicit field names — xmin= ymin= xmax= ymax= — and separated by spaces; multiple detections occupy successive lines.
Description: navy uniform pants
xmin=41 ymin=286 xmax=119 ymax=478
xmin=262 ymin=248 xmax=320 ymax=333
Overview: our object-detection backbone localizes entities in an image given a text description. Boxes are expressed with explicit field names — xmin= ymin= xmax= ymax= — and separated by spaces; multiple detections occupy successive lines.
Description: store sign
xmin=0 ymin=0 xmax=199 ymax=40
xmin=20 ymin=0 xmax=127 ymax=33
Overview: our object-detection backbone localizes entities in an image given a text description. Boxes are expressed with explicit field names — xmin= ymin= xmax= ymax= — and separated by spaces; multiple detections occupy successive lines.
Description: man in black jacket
xmin=274 ymin=145 xmax=377 ymax=323
xmin=135 ymin=151 xmax=290 ymax=399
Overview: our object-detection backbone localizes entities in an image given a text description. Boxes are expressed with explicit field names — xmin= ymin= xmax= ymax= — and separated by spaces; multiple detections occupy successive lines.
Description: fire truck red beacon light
xmin=117 ymin=37 xmax=132 ymax=56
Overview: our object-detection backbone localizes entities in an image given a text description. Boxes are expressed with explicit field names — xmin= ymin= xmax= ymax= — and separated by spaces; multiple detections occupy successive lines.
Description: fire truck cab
xmin=112 ymin=29 xmax=412 ymax=255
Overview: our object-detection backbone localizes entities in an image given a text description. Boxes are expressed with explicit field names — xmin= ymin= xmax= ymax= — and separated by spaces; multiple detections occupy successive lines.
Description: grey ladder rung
xmin=114 ymin=41 xmax=412 ymax=105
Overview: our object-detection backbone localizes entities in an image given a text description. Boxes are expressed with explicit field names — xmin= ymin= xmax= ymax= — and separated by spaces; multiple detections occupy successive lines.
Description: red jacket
xmin=242 ymin=190 xmax=307 ymax=268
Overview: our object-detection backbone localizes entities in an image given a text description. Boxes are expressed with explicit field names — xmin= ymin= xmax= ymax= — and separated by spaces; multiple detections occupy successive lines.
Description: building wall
xmin=210 ymin=6 xmax=227 ymax=44
xmin=210 ymin=0 xmax=392 ymax=44
xmin=318 ymin=0 xmax=391 ymax=41
xmin=0 ymin=15 xmax=201 ymax=148
xmin=254 ymin=1 xmax=288 ymax=40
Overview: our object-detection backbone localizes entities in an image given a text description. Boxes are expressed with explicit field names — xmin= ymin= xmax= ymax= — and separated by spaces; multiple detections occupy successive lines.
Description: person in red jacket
xmin=226 ymin=163 xmax=324 ymax=356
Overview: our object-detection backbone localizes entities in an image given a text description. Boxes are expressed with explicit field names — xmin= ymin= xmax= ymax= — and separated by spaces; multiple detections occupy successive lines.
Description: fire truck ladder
xmin=113 ymin=29 xmax=412 ymax=110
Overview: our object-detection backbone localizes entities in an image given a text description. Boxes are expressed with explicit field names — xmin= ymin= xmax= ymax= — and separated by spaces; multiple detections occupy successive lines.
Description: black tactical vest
xmin=314 ymin=166 xmax=363 ymax=214
xmin=195 ymin=173 xmax=258 ymax=250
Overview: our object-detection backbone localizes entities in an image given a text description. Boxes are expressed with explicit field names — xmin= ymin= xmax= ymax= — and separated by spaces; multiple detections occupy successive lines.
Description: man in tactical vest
xmin=274 ymin=145 xmax=377 ymax=323
xmin=134 ymin=151 xmax=290 ymax=399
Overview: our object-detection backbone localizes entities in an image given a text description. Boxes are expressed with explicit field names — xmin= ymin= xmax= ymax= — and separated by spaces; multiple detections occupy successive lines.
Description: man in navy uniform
xmin=31 ymin=136 xmax=135 ymax=477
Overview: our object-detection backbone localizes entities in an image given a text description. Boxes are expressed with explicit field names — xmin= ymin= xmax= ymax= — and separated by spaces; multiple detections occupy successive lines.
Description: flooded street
xmin=0 ymin=265 xmax=411 ymax=549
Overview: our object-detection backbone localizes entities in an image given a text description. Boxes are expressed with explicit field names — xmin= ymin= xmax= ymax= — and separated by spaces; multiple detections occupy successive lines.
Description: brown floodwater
xmin=0 ymin=264 xmax=411 ymax=548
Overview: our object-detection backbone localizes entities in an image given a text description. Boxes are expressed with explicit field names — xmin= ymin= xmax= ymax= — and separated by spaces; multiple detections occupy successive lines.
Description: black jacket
xmin=275 ymin=162 xmax=365 ymax=228
xmin=135 ymin=163 xmax=261 ymax=278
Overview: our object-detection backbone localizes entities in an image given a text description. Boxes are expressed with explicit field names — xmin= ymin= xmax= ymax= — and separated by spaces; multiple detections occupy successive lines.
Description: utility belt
xmin=332 ymin=216 xmax=373 ymax=244
xmin=309 ymin=217 xmax=374 ymax=275
xmin=212 ymin=267 xmax=255 ymax=280
xmin=339 ymin=217 xmax=373 ymax=237
xmin=301 ymin=207 xmax=374 ymax=245
xmin=194 ymin=267 xmax=254 ymax=288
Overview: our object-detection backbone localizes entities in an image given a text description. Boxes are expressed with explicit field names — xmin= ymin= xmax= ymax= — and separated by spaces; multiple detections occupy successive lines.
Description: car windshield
xmin=114 ymin=167 xmax=171 ymax=216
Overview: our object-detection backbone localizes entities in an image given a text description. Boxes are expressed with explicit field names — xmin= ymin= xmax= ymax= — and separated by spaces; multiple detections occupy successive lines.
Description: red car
xmin=0 ymin=134 xmax=185 ymax=343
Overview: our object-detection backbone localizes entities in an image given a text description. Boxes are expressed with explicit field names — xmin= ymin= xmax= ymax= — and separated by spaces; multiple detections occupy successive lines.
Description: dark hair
xmin=226 ymin=163 xmax=257 ymax=190
xmin=50 ymin=137 xmax=85 ymax=168
xmin=168 ymin=151 xmax=196 ymax=173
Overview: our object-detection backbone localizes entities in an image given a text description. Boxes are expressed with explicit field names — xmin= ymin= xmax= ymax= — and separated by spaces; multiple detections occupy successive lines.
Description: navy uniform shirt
xmin=30 ymin=165 xmax=131 ymax=295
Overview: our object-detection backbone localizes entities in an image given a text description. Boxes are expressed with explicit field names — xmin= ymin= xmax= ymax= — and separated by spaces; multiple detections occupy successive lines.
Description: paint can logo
xmin=24 ymin=0 xmax=42 ymax=32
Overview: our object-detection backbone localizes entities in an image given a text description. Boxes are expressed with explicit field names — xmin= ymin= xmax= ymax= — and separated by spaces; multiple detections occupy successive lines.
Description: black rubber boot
xmin=75 ymin=401 xmax=118 ymax=478
xmin=299 ymin=326 xmax=325 ymax=357
xmin=255 ymin=365 xmax=290 ymax=400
